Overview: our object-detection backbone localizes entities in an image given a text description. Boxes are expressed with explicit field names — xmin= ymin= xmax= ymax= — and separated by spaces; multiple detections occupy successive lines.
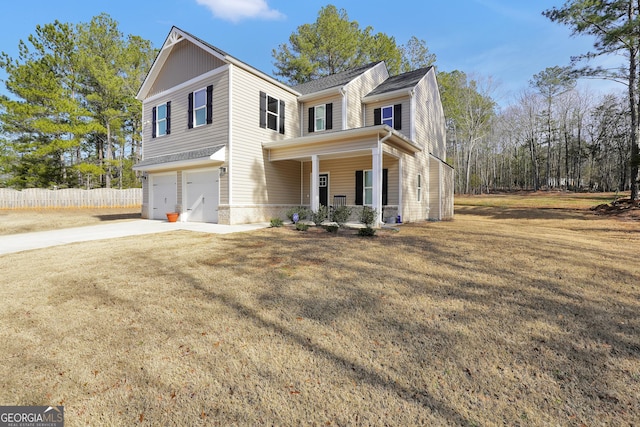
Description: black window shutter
xmin=259 ymin=92 xmax=266 ymax=128
xmin=206 ymin=85 xmax=213 ymax=124
xmin=326 ymin=103 xmax=333 ymax=130
xmin=187 ymin=92 xmax=194 ymax=129
xmin=373 ymin=108 xmax=381 ymax=126
xmin=165 ymin=101 xmax=171 ymax=135
xmin=355 ymin=170 xmax=363 ymax=205
xmin=279 ymin=100 xmax=285 ymax=134
xmin=152 ymin=106 xmax=157 ymax=138
xmin=382 ymin=168 xmax=388 ymax=206
xmin=394 ymin=104 xmax=402 ymax=130
xmin=308 ymin=107 xmax=314 ymax=133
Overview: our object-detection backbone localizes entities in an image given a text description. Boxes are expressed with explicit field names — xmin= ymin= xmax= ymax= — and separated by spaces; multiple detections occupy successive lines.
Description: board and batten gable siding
xmin=344 ymin=63 xmax=389 ymax=129
xmin=413 ymin=70 xmax=447 ymax=159
xmin=142 ymin=70 xmax=229 ymax=159
xmin=301 ymin=154 xmax=399 ymax=207
xmin=147 ymin=41 xmax=227 ymax=98
xmin=302 ymin=94 xmax=343 ymax=136
xmin=229 ymin=65 xmax=301 ymax=205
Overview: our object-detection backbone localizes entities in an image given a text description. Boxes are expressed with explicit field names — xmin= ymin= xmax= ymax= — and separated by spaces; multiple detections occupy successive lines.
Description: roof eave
xmin=297 ymin=86 xmax=343 ymax=102
xmin=362 ymin=87 xmax=415 ymax=104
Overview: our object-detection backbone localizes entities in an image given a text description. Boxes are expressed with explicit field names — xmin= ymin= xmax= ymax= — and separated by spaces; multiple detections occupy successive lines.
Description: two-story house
xmin=134 ymin=27 xmax=453 ymax=225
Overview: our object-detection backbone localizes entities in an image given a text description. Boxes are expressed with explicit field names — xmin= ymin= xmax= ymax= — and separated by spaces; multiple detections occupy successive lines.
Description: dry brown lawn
xmin=0 ymin=207 xmax=141 ymax=235
xmin=0 ymin=195 xmax=638 ymax=426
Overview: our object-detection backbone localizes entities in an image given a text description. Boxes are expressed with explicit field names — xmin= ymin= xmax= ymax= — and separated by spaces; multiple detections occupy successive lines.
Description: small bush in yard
xmin=331 ymin=205 xmax=352 ymax=227
xmin=285 ymin=206 xmax=310 ymax=223
xmin=311 ymin=205 xmax=329 ymax=226
xmin=358 ymin=206 xmax=377 ymax=236
xmin=323 ymin=224 xmax=339 ymax=233
xmin=295 ymin=222 xmax=309 ymax=231
xmin=358 ymin=227 xmax=376 ymax=236
xmin=269 ymin=218 xmax=283 ymax=227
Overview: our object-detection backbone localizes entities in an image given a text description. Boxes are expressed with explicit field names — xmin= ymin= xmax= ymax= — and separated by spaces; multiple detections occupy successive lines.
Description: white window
xmin=193 ymin=88 xmax=207 ymax=127
xmin=156 ymin=103 xmax=167 ymax=136
xmin=364 ymin=170 xmax=373 ymax=205
xmin=267 ymin=95 xmax=279 ymax=131
xmin=417 ymin=174 xmax=422 ymax=202
xmin=382 ymin=105 xmax=394 ymax=127
xmin=314 ymin=104 xmax=326 ymax=131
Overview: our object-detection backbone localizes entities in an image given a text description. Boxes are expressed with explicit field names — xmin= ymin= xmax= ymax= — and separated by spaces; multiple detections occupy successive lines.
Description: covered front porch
xmin=263 ymin=125 xmax=421 ymax=226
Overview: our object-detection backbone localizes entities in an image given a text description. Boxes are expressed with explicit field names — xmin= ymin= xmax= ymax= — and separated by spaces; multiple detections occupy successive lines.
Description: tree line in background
xmin=1 ymin=3 xmax=638 ymax=200
xmin=0 ymin=13 xmax=156 ymax=189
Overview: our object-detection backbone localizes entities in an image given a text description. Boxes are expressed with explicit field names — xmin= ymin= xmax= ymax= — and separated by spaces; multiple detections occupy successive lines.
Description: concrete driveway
xmin=0 ymin=220 xmax=269 ymax=255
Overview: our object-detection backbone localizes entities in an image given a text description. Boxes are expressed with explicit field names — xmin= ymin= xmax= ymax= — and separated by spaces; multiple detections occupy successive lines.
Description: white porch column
xmin=372 ymin=147 xmax=383 ymax=226
xmin=311 ymin=154 xmax=319 ymax=212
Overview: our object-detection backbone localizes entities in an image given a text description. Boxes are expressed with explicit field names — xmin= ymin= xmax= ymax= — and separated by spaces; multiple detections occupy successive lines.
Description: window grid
xmin=364 ymin=170 xmax=373 ymax=205
xmin=267 ymin=95 xmax=279 ymax=131
xmin=194 ymin=88 xmax=206 ymax=127
xmin=315 ymin=105 xmax=326 ymax=131
xmin=382 ymin=106 xmax=393 ymax=127
xmin=156 ymin=103 xmax=167 ymax=136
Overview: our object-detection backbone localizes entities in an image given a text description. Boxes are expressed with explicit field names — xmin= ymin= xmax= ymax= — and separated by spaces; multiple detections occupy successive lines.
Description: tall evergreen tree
xmin=544 ymin=0 xmax=640 ymax=200
xmin=272 ymin=4 xmax=432 ymax=85
xmin=0 ymin=14 xmax=155 ymax=189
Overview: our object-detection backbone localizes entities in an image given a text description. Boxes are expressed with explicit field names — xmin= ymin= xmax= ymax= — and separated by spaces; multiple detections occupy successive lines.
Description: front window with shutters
xmin=267 ymin=95 xmax=279 ymax=131
xmin=193 ymin=88 xmax=207 ymax=127
xmin=156 ymin=103 xmax=167 ymax=136
xmin=364 ymin=170 xmax=373 ymax=205
xmin=314 ymin=105 xmax=326 ymax=131
xmin=382 ymin=106 xmax=394 ymax=127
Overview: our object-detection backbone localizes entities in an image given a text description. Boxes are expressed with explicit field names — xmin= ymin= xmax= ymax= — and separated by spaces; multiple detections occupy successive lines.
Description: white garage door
xmin=151 ymin=173 xmax=177 ymax=220
xmin=185 ymin=169 xmax=219 ymax=223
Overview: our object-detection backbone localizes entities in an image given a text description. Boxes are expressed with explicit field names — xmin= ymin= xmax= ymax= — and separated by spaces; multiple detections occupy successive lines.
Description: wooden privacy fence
xmin=0 ymin=188 xmax=142 ymax=209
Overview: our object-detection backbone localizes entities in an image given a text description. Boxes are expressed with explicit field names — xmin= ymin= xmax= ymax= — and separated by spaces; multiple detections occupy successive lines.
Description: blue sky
xmin=0 ymin=0 xmax=624 ymax=104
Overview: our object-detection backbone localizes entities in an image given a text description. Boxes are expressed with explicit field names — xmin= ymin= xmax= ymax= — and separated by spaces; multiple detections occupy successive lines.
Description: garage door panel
xmin=151 ymin=174 xmax=177 ymax=220
xmin=186 ymin=169 xmax=219 ymax=223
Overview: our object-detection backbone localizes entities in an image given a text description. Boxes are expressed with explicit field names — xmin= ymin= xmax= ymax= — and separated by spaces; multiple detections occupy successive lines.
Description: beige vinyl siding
xmin=302 ymin=94 xmax=343 ymax=136
xmin=301 ymin=154 xmax=399 ymax=207
xmin=414 ymin=70 xmax=447 ymax=158
xmin=230 ymin=65 xmax=301 ymax=205
xmin=428 ymin=156 xmax=441 ymax=220
xmin=344 ymin=63 xmax=388 ymax=129
xmin=142 ymin=71 xmax=229 ymax=159
xmin=148 ymin=42 xmax=226 ymax=97
xmin=441 ymin=160 xmax=454 ymax=219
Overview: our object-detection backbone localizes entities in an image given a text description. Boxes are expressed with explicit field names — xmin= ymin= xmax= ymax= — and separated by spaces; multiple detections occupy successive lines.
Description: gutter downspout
xmin=340 ymin=87 xmax=347 ymax=129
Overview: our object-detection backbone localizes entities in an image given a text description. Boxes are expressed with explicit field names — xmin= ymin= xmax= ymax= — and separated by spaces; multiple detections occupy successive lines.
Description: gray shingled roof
xmin=136 ymin=145 xmax=225 ymax=167
xmin=292 ymin=62 xmax=383 ymax=95
xmin=366 ymin=66 xmax=433 ymax=97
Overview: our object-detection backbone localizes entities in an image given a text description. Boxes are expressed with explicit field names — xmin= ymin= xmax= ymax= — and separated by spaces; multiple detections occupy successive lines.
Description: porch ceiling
xmin=263 ymin=125 xmax=421 ymax=162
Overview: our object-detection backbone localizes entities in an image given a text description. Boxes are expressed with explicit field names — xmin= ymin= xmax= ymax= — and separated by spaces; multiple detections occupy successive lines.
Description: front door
xmin=319 ymin=174 xmax=328 ymax=208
